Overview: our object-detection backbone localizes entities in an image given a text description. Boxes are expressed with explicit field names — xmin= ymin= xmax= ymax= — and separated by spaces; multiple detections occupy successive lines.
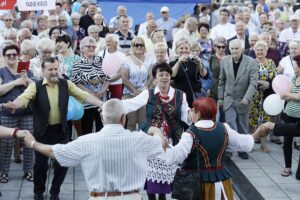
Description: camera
xmin=187 ymin=55 xmax=195 ymax=62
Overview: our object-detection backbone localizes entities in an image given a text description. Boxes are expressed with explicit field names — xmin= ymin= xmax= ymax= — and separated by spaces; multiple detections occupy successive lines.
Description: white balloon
xmin=263 ymin=94 xmax=285 ymax=116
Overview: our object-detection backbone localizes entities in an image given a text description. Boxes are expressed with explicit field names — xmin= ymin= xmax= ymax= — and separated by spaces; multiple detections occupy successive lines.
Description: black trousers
xmin=34 ymin=124 xmax=69 ymax=195
xmin=282 ymin=114 xmax=300 ymax=169
xmin=81 ymin=107 xmax=103 ymax=135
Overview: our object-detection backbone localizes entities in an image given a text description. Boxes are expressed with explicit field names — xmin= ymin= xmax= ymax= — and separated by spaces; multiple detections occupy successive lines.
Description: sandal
xmin=23 ymin=171 xmax=34 ymax=182
xmin=281 ymin=169 xmax=292 ymax=177
xmin=0 ymin=173 xmax=8 ymax=183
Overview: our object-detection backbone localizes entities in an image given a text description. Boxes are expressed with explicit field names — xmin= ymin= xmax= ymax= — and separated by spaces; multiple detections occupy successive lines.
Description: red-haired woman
xmin=165 ymin=97 xmax=266 ymax=200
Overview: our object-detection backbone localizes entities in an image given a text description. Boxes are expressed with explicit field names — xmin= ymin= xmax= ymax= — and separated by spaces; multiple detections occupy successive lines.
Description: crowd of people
xmin=0 ymin=0 xmax=300 ymax=199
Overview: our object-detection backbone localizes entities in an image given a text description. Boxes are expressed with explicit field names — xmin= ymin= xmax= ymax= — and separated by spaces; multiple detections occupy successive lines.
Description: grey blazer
xmin=218 ymin=55 xmax=258 ymax=113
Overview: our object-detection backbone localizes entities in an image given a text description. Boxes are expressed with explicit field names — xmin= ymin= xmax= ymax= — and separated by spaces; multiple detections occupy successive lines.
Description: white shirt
xmin=53 ymin=124 xmax=164 ymax=192
xmin=246 ymin=21 xmax=256 ymax=34
xmin=165 ymin=120 xmax=254 ymax=200
xmin=210 ymin=23 xmax=236 ymax=40
xmin=137 ymin=21 xmax=147 ymax=36
xmin=122 ymin=87 xmax=191 ymax=125
xmin=279 ymin=27 xmax=300 ymax=43
xmin=279 ymin=55 xmax=295 ymax=80
xmin=165 ymin=120 xmax=254 ymax=165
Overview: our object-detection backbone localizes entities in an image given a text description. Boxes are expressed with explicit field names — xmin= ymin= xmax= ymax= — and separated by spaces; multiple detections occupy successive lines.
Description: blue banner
xmin=97 ymin=1 xmax=210 ymax=27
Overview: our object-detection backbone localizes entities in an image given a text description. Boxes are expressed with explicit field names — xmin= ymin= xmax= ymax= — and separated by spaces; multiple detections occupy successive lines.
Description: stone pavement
xmin=1 ymin=141 xmax=300 ymax=200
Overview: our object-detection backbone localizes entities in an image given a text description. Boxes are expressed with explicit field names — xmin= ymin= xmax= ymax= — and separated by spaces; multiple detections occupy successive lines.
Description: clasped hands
xmin=148 ymin=126 xmax=169 ymax=150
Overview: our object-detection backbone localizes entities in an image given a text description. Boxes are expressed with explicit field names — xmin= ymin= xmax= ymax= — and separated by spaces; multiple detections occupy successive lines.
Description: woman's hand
xmin=258 ymin=80 xmax=270 ymax=91
xmin=178 ymin=55 xmax=188 ymax=64
xmin=13 ymin=78 xmax=28 ymax=87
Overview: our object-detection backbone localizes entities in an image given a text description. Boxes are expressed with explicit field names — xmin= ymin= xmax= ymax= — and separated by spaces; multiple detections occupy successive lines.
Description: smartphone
xmin=17 ymin=61 xmax=30 ymax=73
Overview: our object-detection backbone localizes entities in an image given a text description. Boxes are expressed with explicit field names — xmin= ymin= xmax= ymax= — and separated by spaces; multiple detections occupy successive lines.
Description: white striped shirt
xmin=52 ymin=124 xmax=163 ymax=193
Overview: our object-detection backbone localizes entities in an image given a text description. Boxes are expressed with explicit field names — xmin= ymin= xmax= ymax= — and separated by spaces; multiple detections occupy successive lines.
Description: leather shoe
xmin=238 ymin=152 xmax=249 ymax=159
xmin=50 ymin=194 xmax=60 ymax=200
xmin=34 ymin=194 xmax=44 ymax=200
xmin=224 ymin=151 xmax=232 ymax=160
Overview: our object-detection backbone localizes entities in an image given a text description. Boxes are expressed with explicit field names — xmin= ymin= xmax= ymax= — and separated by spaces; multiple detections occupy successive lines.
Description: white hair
xmin=102 ymin=99 xmax=125 ymax=124
xmin=184 ymin=17 xmax=198 ymax=30
xmin=4 ymin=29 xmax=17 ymax=38
xmin=175 ymin=37 xmax=190 ymax=50
xmin=20 ymin=20 xmax=33 ymax=29
xmin=105 ymin=34 xmax=121 ymax=50
xmin=249 ymin=32 xmax=259 ymax=39
xmin=254 ymin=40 xmax=268 ymax=50
xmin=36 ymin=38 xmax=55 ymax=52
xmin=288 ymin=40 xmax=300 ymax=48
xmin=229 ymin=39 xmax=242 ymax=48
xmin=154 ymin=42 xmax=167 ymax=51
xmin=88 ymin=25 xmax=100 ymax=33
xmin=20 ymin=40 xmax=35 ymax=55
xmin=80 ymin=36 xmax=96 ymax=50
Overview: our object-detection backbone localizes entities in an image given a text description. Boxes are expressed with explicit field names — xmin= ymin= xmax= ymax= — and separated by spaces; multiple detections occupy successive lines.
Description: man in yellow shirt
xmin=6 ymin=57 xmax=103 ymax=200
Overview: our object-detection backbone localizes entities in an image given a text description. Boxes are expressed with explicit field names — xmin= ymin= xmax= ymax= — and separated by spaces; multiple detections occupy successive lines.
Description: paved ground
xmin=1 ymin=140 xmax=300 ymax=200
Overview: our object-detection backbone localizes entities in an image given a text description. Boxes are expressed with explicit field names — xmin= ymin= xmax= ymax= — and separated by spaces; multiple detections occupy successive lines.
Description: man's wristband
xmin=30 ymin=141 xmax=35 ymax=149
xmin=11 ymin=128 xmax=19 ymax=138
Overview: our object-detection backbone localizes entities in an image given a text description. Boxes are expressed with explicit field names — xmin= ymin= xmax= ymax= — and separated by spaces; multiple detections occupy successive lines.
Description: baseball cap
xmin=160 ymin=6 xmax=169 ymax=13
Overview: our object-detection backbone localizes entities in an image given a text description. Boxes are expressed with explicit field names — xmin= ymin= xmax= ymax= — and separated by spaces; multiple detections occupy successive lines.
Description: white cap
xmin=160 ymin=6 xmax=169 ymax=13
xmin=289 ymin=14 xmax=300 ymax=21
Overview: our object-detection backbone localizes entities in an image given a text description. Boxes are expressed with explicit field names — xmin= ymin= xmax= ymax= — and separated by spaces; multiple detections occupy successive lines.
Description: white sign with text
xmin=17 ymin=0 xmax=55 ymax=11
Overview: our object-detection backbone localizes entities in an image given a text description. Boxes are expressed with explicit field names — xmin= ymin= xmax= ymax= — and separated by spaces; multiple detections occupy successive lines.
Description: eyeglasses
xmin=41 ymin=50 xmax=52 ymax=54
xmin=85 ymin=45 xmax=96 ymax=49
xmin=181 ymin=21 xmax=186 ymax=24
xmin=5 ymin=53 xmax=18 ymax=58
xmin=134 ymin=43 xmax=144 ymax=48
xmin=216 ymin=45 xmax=226 ymax=49
xmin=4 ymin=19 xmax=13 ymax=22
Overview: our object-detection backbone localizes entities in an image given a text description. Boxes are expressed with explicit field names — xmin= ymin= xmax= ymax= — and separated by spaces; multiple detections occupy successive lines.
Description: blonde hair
xmin=254 ymin=40 xmax=268 ymax=50
xmin=129 ymin=37 xmax=146 ymax=55
xmin=154 ymin=42 xmax=167 ymax=52
xmin=175 ymin=38 xmax=190 ymax=50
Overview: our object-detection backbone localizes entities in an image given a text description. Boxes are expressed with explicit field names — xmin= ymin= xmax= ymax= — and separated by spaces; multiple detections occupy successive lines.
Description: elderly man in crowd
xmin=218 ymin=39 xmax=258 ymax=160
xmin=58 ymin=14 xmax=77 ymax=51
xmin=140 ymin=19 xmax=157 ymax=51
xmin=279 ymin=14 xmax=300 ymax=43
xmin=138 ymin=12 xmax=155 ymax=36
xmin=115 ymin=15 xmax=135 ymax=55
xmin=226 ymin=20 xmax=250 ymax=54
xmin=244 ymin=33 xmax=259 ymax=56
xmin=109 ymin=5 xmax=134 ymax=33
xmin=23 ymin=98 xmax=165 ymax=200
xmin=156 ymin=6 xmax=176 ymax=48
xmin=173 ymin=17 xmax=198 ymax=48
xmin=6 ymin=57 xmax=104 ymax=200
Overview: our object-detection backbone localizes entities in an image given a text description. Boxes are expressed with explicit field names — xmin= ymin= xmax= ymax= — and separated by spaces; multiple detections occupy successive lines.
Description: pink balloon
xmin=102 ymin=53 xmax=124 ymax=76
xmin=272 ymin=75 xmax=292 ymax=96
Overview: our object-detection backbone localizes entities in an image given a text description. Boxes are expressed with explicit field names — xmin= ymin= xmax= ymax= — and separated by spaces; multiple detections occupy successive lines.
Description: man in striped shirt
xmin=23 ymin=99 xmax=165 ymax=200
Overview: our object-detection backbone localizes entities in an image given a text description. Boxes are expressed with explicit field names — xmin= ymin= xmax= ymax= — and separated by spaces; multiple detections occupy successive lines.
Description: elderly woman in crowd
xmin=165 ymin=97 xmax=266 ymax=200
xmin=93 ymin=14 xmax=109 ymax=38
xmin=190 ymin=42 xmax=212 ymax=96
xmin=122 ymin=62 xmax=192 ymax=200
xmin=87 ymin=25 xmax=106 ymax=55
xmin=121 ymin=37 xmax=153 ymax=131
xmin=279 ymin=54 xmax=300 ymax=178
xmin=210 ymin=36 xmax=227 ymax=122
xmin=172 ymin=15 xmax=188 ymax=40
xmin=49 ymin=27 xmax=62 ymax=42
xmin=56 ymin=35 xmax=80 ymax=79
xmin=0 ymin=45 xmax=34 ymax=183
xmin=198 ymin=23 xmax=213 ymax=62
xmin=19 ymin=40 xmax=37 ymax=62
xmin=29 ymin=38 xmax=55 ymax=80
xmin=278 ymin=40 xmax=300 ymax=81
xmin=71 ymin=12 xmax=86 ymax=55
xmin=98 ymin=34 xmax=126 ymax=99
xmin=32 ymin=15 xmax=48 ymax=36
xmin=71 ymin=36 xmax=110 ymax=135
xmin=151 ymin=30 xmax=174 ymax=62
xmin=173 ymin=17 xmax=199 ymax=52
xmin=249 ymin=41 xmax=276 ymax=152
xmin=170 ymin=38 xmax=207 ymax=107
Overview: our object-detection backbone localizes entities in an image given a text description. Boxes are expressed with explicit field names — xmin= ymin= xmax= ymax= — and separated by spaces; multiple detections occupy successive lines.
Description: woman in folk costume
xmin=165 ymin=97 xmax=267 ymax=200
xmin=122 ymin=62 xmax=192 ymax=200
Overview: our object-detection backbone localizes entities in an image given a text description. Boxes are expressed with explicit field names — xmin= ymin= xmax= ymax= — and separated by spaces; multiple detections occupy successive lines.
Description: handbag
xmin=181 ymin=63 xmax=206 ymax=101
xmin=172 ymin=137 xmax=202 ymax=200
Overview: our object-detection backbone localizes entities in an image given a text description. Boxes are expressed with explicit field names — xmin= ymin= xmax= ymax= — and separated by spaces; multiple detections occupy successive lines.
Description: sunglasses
xmin=5 ymin=53 xmax=18 ymax=58
xmin=216 ymin=45 xmax=226 ymax=49
xmin=134 ymin=43 xmax=144 ymax=48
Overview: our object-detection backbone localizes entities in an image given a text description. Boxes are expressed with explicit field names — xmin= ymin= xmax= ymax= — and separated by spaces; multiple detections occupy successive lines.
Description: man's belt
xmin=90 ymin=190 xmax=139 ymax=197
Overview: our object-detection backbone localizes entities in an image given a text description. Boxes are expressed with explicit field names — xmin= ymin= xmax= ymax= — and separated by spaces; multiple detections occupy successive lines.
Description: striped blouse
xmin=52 ymin=124 xmax=164 ymax=193
xmin=71 ymin=56 xmax=110 ymax=108
xmin=284 ymin=76 xmax=300 ymax=118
